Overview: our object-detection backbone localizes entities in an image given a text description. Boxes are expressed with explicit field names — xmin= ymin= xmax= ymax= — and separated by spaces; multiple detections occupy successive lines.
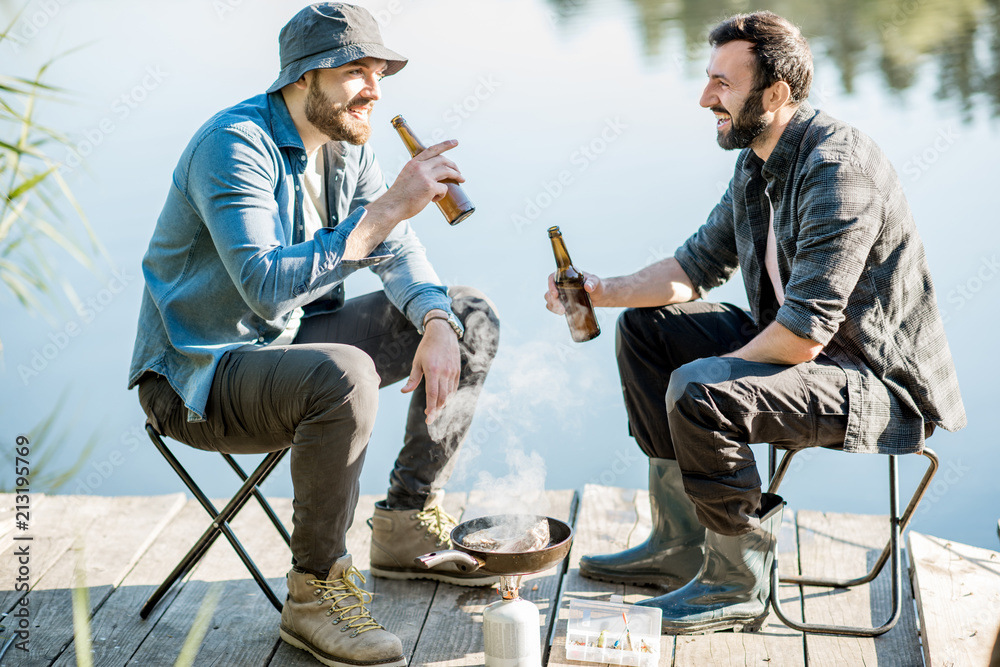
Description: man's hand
xmin=370 ymin=140 xmax=465 ymax=223
xmin=401 ymin=311 xmax=461 ymax=424
xmin=545 ymin=271 xmax=604 ymax=315
xmin=545 ymin=258 xmax=698 ymax=311
xmin=345 ymin=140 xmax=465 ymax=260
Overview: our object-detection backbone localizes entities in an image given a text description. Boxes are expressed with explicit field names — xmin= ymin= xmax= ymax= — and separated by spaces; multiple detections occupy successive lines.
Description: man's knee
xmin=615 ymin=306 xmax=678 ymax=357
xmin=449 ymin=285 xmax=500 ymax=330
xmin=615 ymin=307 xmax=650 ymax=344
xmin=449 ymin=285 xmax=500 ymax=368
xmin=304 ymin=346 xmax=380 ymax=424
xmin=665 ymin=357 xmax=732 ymax=415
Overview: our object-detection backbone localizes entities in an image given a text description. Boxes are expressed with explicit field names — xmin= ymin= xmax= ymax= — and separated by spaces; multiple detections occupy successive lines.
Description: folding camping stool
xmin=765 ymin=443 xmax=939 ymax=637
xmin=138 ymin=423 xmax=292 ymax=619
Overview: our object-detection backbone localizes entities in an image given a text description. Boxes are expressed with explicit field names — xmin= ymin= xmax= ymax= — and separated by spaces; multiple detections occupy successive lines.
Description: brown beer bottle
xmin=549 ymin=226 xmax=600 ymax=342
xmin=390 ymin=115 xmax=475 ymax=225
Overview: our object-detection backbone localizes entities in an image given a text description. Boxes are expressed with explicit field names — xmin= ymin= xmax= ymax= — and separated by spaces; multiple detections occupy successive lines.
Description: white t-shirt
xmin=270 ymin=148 xmax=328 ymax=346
xmin=763 ymin=187 xmax=785 ymax=307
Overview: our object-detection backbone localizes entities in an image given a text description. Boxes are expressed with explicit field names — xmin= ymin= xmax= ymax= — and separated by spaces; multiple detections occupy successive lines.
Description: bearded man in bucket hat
xmin=128 ymin=4 xmax=500 ymax=664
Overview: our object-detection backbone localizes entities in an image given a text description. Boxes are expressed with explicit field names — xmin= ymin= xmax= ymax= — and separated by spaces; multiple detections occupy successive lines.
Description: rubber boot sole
xmin=369 ymin=564 xmax=498 ymax=588
xmin=579 ymin=565 xmax=691 ymax=589
xmin=659 ymin=607 xmax=770 ymax=635
xmin=279 ymin=626 xmax=407 ymax=667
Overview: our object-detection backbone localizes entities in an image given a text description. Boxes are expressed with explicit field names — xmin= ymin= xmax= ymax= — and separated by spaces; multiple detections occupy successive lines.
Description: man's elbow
xmin=242 ymin=285 xmax=286 ymax=321
xmin=790 ymin=338 xmax=824 ymax=364
xmin=245 ymin=298 xmax=282 ymax=321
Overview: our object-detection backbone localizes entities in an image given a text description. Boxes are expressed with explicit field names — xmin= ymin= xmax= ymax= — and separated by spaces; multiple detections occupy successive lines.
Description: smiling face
xmin=304 ymin=57 xmax=387 ymax=145
xmin=699 ymin=40 xmax=771 ymax=152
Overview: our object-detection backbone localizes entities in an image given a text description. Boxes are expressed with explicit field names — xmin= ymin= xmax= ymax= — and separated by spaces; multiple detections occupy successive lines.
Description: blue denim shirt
xmin=128 ymin=92 xmax=454 ymax=421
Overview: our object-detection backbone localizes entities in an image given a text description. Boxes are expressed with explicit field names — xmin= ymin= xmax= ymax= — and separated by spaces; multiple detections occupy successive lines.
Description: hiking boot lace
xmin=310 ymin=566 xmax=383 ymax=637
xmin=414 ymin=505 xmax=458 ymax=547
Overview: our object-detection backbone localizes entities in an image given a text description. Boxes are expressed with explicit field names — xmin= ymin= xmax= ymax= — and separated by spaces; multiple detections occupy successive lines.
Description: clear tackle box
xmin=565 ymin=597 xmax=661 ymax=666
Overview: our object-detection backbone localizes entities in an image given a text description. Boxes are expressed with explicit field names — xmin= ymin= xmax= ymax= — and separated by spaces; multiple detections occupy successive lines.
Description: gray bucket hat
xmin=266 ymin=3 xmax=408 ymax=94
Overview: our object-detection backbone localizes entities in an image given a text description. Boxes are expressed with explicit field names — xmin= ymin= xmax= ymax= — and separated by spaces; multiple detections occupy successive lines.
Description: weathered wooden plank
xmin=52 ymin=496 xmax=249 ymax=667
xmin=126 ymin=493 xmax=294 ymax=666
xmin=3 ymin=493 xmax=186 ymax=667
xmin=547 ymin=484 xmax=674 ymax=667
xmin=0 ymin=496 xmax=146 ymax=615
xmin=673 ymin=507 xmax=806 ymax=667
xmin=908 ymin=531 xmax=1000 ymax=667
xmin=797 ymin=510 xmax=922 ymax=666
xmin=407 ymin=489 xmax=576 ymax=667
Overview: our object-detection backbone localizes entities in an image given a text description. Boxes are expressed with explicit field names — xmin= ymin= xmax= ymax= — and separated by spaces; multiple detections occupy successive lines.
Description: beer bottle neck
xmin=391 ymin=116 xmax=426 ymax=157
xmin=550 ymin=234 xmax=574 ymax=270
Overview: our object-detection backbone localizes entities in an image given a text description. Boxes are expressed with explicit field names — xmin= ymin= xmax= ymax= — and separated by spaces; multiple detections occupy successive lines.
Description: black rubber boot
xmin=579 ymin=458 xmax=705 ymax=588
xmin=636 ymin=493 xmax=785 ymax=634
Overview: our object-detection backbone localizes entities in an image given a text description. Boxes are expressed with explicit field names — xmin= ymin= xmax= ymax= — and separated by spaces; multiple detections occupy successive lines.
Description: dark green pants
xmin=138 ymin=286 xmax=499 ymax=574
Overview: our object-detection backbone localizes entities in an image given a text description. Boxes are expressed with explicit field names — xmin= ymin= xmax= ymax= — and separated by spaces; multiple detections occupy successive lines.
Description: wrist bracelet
xmin=424 ymin=315 xmax=452 ymax=327
xmin=423 ymin=314 xmax=462 ymax=339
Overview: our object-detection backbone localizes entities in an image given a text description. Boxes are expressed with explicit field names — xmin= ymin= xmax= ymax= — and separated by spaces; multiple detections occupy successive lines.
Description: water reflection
xmin=549 ymin=0 xmax=1000 ymax=120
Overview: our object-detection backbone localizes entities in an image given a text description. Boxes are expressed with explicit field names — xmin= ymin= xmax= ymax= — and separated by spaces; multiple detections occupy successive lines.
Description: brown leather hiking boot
xmin=369 ymin=493 xmax=498 ymax=587
xmin=279 ymin=554 xmax=405 ymax=667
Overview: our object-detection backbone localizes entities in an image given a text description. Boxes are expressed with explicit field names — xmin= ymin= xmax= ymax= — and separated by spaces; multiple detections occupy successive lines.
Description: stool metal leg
xmin=768 ymin=447 xmax=939 ymax=637
xmin=222 ymin=453 xmax=291 ymax=547
xmin=140 ymin=425 xmax=290 ymax=619
xmin=768 ymin=444 xmax=777 ymax=489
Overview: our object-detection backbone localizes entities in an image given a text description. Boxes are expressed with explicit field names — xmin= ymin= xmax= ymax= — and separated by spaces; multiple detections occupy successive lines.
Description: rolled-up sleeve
xmin=776 ymin=157 xmax=883 ymax=345
xmin=674 ymin=179 xmax=741 ymax=297
xmin=186 ymin=126 xmax=361 ymax=321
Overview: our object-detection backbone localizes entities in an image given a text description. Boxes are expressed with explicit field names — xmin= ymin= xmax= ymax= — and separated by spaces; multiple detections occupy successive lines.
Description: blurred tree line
xmin=549 ymin=0 xmax=1000 ymax=121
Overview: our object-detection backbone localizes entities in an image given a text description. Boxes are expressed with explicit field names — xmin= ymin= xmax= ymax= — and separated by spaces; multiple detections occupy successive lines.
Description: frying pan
xmin=414 ymin=514 xmax=573 ymax=576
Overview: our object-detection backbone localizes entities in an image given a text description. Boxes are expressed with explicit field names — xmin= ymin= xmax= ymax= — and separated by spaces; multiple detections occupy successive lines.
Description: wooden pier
xmin=1 ymin=485 xmax=998 ymax=666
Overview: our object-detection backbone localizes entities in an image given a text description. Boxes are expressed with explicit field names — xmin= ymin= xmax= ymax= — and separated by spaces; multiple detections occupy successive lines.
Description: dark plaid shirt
xmin=675 ymin=102 xmax=966 ymax=454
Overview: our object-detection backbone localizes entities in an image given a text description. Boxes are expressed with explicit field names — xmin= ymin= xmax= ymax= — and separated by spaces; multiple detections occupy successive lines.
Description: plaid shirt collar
xmin=741 ymin=101 xmax=819 ymax=186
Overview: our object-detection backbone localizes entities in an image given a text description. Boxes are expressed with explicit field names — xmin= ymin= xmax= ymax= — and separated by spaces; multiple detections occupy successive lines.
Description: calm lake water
xmin=2 ymin=0 xmax=998 ymax=549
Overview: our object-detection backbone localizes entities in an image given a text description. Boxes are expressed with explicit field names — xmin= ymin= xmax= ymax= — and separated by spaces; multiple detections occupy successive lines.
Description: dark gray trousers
xmin=138 ymin=286 xmax=499 ymax=575
xmin=616 ymin=301 xmax=848 ymax=536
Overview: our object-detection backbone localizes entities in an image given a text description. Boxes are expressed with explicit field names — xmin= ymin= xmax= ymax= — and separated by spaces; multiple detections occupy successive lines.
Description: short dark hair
xmin=708 ymin=11 xmax=813 ymax=104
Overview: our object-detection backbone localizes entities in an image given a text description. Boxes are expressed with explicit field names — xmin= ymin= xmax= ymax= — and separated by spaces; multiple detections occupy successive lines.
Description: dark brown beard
xmin=304 ymin=75 xmax=373 ymax=145
xmin=716 ymin=86 xmax=770 ymax=151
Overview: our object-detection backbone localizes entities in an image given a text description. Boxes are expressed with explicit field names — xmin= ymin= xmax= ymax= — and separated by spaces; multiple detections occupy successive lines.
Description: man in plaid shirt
xmin=545 ymin=10 xmax=966 ymax=634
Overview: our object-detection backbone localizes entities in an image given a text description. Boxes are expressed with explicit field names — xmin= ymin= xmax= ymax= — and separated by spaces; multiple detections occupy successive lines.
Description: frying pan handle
xmin=414 ymin=550 xmax=483 ymax=573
